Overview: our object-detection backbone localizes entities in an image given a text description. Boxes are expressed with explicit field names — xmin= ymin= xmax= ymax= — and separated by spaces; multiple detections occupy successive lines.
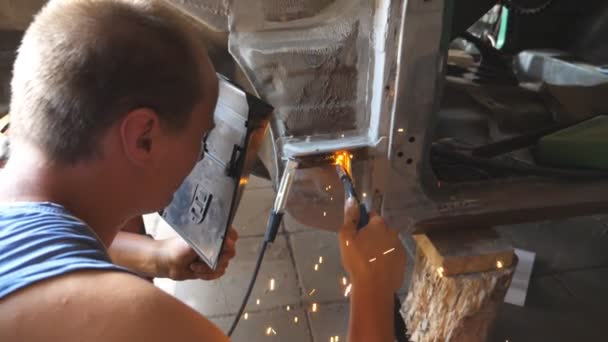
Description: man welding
xmin=0 ymin=1 xmax=406 ymax=341
xmin=0 ymin=120 xmax=238 ymax=282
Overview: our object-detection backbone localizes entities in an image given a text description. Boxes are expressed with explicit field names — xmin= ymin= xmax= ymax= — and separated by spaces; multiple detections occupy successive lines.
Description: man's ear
xmin=120 ymin=108 xmax=160 ymax=166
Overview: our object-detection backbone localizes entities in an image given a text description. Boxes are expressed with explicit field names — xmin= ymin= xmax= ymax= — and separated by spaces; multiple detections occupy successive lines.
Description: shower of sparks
xmin=437 ymin=267 xmax=445 ymax=278
xmin=286 ymin=305 xmax=291 ymax=311
xmin=256 ymin=298 xmax=261 ymax=305
xmin=344 ymin=283 xmax=352 ymax=297
xmin=314 ymin=264 xmax=319 ymax=271
xmin=369 ymin=257 xmax=377 ymax=263
xmin=397 ymin=128 xmax=405 ymax=133
xmin=244 ymin=313 xmax=249 ymax=320
xmin=312 ymin=303 xmax=318 ymax=312
xmin=309 ymin=289 xmax=316 ymax=296
xmin=269 ymin=278 xmax=276 ymax=291
xmin=318 ymin=256 xmax=324 ymax=264
xmin=294 ymin=316 xmax=299 ymax=323
xmin=383 ymin=248 xmax=396 ymax=255
xmin=496 ymin=260 xmax=504 ymax=269
xmin=342 ymin=277 xmax=347 ymax=286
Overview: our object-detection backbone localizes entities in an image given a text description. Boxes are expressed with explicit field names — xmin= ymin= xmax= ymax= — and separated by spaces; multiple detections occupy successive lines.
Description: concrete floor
xmin=145 ymin=176 xmax=608 ymax=342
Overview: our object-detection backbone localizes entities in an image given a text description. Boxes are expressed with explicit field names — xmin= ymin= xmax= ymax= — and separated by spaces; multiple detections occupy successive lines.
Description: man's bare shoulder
xmin=0 ymin=270 xmax=228 ymax=342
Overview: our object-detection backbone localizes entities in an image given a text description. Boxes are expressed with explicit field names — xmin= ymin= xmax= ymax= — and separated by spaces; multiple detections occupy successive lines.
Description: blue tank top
xmin=0 ymin=202 xmax=131 ymax=299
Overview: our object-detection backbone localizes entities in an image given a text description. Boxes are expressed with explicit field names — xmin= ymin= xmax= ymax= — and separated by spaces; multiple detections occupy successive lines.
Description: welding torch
xmin=336 ymin=164 xmax=370 ymax=228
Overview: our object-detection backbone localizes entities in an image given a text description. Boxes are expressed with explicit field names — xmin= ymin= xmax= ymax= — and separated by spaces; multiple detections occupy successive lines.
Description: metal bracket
xmin=190 ymin=185 xmax=213 ymax=224
xmin=226 ymin=144 xmax=242 ymax=178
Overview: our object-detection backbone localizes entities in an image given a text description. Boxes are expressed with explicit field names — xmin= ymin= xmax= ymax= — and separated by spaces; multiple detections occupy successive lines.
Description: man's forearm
xmin=348 ymin=282 xmax=395 ymax=342
xmin=109 ymin=231 xmax=160 ymax=278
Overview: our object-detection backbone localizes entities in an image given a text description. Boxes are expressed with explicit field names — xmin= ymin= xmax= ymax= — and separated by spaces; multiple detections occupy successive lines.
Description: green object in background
xmin=536 ymin=115 xmax=608 ymax=170
xmin=496 ymin=7 xmax=509 ymax=50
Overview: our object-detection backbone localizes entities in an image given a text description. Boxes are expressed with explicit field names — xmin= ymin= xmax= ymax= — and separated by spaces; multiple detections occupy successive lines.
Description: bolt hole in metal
xmin=396 ymin=152 xmax=414 ymax=165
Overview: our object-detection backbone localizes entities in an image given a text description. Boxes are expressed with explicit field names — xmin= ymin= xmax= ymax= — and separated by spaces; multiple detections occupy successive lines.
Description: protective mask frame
xmin=160 ymin=74 xmax=272 ymax=270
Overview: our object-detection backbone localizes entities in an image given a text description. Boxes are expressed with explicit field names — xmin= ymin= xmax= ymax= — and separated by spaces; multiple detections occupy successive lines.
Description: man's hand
xmin=156 ymin=228 xmax=238 ymax=281
xmin=339 ymin=198 xmax=407 ymax=342
xmin=338 ymin=198 xmax=406 ymax=292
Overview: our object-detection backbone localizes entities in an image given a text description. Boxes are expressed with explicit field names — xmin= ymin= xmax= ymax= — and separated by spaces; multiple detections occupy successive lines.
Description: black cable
xmin=500 ymin=0 xmax=555 ymax=15
xmin=394 ymin=295 xmax=409 ymax=342
xmin=227 ymin=210 xmax=283 ymax=337
xmin=228 ymin=159 xmax=295 ymax=336
xmin=227 ymin=240 xmax=269 ymax=337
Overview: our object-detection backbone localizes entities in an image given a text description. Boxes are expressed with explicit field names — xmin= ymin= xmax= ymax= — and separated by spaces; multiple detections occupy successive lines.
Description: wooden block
xmin=413 ymin=227 xmax=514 ymax=277
xmin=402 ymin=251 xmax=517 ymax=342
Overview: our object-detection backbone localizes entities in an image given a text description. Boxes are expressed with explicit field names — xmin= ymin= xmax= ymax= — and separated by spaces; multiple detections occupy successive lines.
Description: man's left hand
xmin=156 ymin=228 xmax=238 ymax=281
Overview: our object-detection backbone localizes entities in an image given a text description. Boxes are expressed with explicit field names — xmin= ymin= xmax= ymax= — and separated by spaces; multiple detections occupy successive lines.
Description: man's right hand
xmin=338 ymin=198 xmax=406 ymax=293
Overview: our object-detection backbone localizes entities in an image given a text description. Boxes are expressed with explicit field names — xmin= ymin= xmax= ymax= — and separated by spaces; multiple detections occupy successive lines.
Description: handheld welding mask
xmin=160 ymin=74 xmax=272 ymax=270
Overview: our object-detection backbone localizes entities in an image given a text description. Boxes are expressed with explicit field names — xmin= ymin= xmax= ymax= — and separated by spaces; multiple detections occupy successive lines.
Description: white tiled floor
xmin=145 ymin=176 xmax=353 ymax=341
xmin=289 ymin=230 xmax=348 ymax=304
xmin=211 ymin=305 xmax=312 ymax=342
